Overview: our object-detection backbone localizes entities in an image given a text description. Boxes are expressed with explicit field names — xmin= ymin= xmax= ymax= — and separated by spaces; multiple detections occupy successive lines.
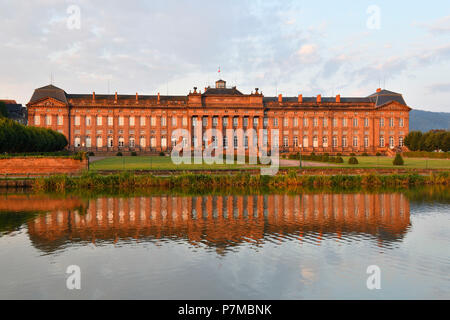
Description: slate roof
xmin=263 ymin=89 xmax=407 ymax=107
xmin=368 ymin=89 xmax=407 ymax=107
xmin=203 ymin=87 xmax=244 ymax=96
xmin=29 ymin=85 xmax=68 ymax=104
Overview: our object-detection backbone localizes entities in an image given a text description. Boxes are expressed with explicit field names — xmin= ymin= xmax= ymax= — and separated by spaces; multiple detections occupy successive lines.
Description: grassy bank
xmin=31 ymin=171 xmax=450 ymax=193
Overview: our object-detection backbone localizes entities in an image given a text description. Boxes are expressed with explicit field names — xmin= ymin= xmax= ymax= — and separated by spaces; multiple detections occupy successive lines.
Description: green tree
xmin=0 ymin=101 xmax=8 ymax=118
xmin=0 ymin=117 xmax=68 ymax=153
xmin=404 ymin=131 xmax=423 ymax=151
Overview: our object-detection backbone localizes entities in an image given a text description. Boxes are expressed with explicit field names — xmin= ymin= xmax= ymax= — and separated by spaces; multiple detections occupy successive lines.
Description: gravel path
xmin=279 ymin=159 xmax=337 ymax=167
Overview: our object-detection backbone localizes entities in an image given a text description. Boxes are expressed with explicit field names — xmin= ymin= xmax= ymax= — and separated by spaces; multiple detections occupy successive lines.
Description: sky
xmin=0 ymin=0 xmax=450 ymax=112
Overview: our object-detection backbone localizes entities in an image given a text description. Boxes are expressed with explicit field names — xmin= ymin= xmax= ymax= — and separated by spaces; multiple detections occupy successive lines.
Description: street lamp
xmin=299 ymin=144 xmax=303 ymax=169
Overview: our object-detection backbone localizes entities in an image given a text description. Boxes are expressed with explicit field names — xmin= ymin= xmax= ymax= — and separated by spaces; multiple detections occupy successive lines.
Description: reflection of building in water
xmin=0 ymin=195 xmax=86 ymax=212
xmin=25 ymin=194 xmax=411 ymax=253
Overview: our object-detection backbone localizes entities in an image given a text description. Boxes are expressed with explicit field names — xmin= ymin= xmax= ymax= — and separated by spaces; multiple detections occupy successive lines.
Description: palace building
xmin=26 ymin=79 xmax=411 ymax=155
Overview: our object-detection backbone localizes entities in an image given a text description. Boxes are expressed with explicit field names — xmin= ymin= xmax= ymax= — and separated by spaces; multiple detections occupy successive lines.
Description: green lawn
xmin=90 ymin=155 xmax=450 ymax=171
xmin=90 ymin=156 xmax=262 ymax=171
xmin=302 ymin=156 xmax=450 ymax=169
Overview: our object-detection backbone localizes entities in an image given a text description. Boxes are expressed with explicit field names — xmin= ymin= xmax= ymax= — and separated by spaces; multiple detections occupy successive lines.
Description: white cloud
xmin=297 ymin=44 xmax=320 ymax=63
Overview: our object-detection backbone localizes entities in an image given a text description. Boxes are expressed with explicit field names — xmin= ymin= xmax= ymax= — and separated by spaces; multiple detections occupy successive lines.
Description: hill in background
xmin=410 ymin=109 xmax=450 ymax=132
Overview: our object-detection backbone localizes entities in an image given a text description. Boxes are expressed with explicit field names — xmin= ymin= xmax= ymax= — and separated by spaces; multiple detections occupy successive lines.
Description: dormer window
xmin=215 ymin=79 xmax=226 ymax=89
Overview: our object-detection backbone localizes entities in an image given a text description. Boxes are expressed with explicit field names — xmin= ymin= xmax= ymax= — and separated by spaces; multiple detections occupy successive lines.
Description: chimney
xmin=193 ymin=87 xmax=197 ymax=94
xmin=114 ymin=92 xmax=118 ymax=103
xmin=376 ymin=88 xmax=381 ymax=93
xmin=298 ymin=94 xmax=303 ymax=103
xmin=157 ymin=92 xmax=160 ymax=103
xmin=255 ymin=88 xmax=259 ymax=94
xmin=278 ymin=94 xmax=282 ymax=103
xmin=317 ymin=94 xmax=321 ymax=103
xmin=136 ymin=92 xmax=139 ymax=102
xmin=92 ymin=92 xmax=95 ymax=102
xmin=336 ymin=94 xmax=341 ymax=103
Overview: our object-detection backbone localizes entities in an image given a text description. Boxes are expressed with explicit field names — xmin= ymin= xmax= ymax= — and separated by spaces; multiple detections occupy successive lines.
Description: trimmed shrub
xmin=131 ymin=151 xmax=138 ymax=156
xmin=348 ymin=157 xmax=359 ymax=165
xmin=335 ymin=157 xmax=344 ymax=163
xmin=362 ymin=152 xmax=369 ymax=157
xmin=350 ymin=153 xmax=356 ymax=157
xmin=376 ymin=152 xmax=382 ymax=156
xmin=159 ymin=152 xmax=166 ymax=157
xmin=116 ymin=152 xmax=123 ymax=156
xmin=88 ymin=152 xmax=95 ymax=156
xmin=393 ymin=153 xmax=404 ymax=166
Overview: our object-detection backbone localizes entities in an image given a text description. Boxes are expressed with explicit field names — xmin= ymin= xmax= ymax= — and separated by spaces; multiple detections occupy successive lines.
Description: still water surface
xmin=0 ymin=191 xmax=449 ymax=299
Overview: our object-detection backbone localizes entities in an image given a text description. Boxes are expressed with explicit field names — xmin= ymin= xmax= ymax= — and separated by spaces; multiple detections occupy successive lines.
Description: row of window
xmin=74 ymin=135 xmax=404 ymax=149
xmin=34 ymin=115 xmax=405 ymax=129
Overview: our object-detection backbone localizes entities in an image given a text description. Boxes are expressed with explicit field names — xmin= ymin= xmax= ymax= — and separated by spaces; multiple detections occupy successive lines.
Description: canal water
xmin=0 ymin=189 xmax=449 ymax=299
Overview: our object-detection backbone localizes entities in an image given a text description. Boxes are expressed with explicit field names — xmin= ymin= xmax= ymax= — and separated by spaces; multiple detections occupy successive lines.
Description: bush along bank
xmin=31 ymin=171 xmax=450 ymax=193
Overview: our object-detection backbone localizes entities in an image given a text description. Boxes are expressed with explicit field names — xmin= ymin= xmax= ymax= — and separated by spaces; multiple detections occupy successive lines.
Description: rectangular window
xmin=364 ymin=118 xmax=369 ymax=127
xmin=353 ymin=136 xmax=358 ymax=147
xmin=86 ymin=116 xmax=91 ymax=126
xmin=108 ymin=116 xmax=113 ymax=126
xmin=233 ymin=117 xmax=238 ymax=127
xmin=97 ymin=116 xmax=102 ymax=126
xmin=253 ymin=117 xmax=259 ymax=127
xmin=182 ymin=117 xmax=187 ymax=126
xmin=273 ymin=118 xmax=278 ymax=127
xmin=46 ymin=115 xmax=52 ymax=125
xmin=323 ymin=118 xmax=328 ymax=127
xmin=313 ymin=118 xmax=318 ymax=127
xmin=129 ymin=116 xmax=135 ymax=126
xmin=172 ymin=117 xmax=177 ymax=127
xmin=34 ymin=115 xmax=40 ymax=125
xmin=390 ymin=118 xmax=394 ymax=127
xmin=161 ymin=117 xmax=166 ymax=126
xmin=293 ymin=118 xmax=298 ymax=127
xmin=283 ymin=136 xmax=289 ymax=147
xmin=57 ymin=115 xmax=63 ymax=126
xmin=140 ymin=116 xmax=146 ymax=126
xmin=119 ymin=116 xmax=124 ymax=126
xmin=364 ymin=136 xmax=369 ymax=148
xmin=332 ymin=136 xmax=338 ymax=147
xmin=212 ymin=117 xmax=218 ymax=127
xmin=342 ymin=136 xmax=348 ymax=147
xmin=192 ymin=117 xmax=197 ymax=127
xmin=243 ymin=117 xmax=248 ymax=127
xmin=202 ymin=117 xmax=208 ymax=127
xmin=379 ymin=136 xmax=385 ymax=147
xmin=222 ymin=117 xmax=228 ymax=127
xmin=151 ymin=117 xmax=156 ymax=126
xmin=303 ymin=118 xmax=308 ymax=127
xmin=332 ymin=118 xmax=337 ymax=127
xmin=353 ymin=118 xmax=358 ymax=127
xmin=283 ymin=118 xmax=289 ymax=127
xmin=75 ymin=116 xmax=80 ymax=126
xmin=380 ymin=118 xmax=385 ymax=127
xmin=263 ymin=118 xmax=268 ymax=127
xmin=343 ymin=118 xmax=348 ymax=127
xmin=399 ymin=118 xmax=404 ymax=127
xmin=293 ymin=136 xmax=298 ymax=147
